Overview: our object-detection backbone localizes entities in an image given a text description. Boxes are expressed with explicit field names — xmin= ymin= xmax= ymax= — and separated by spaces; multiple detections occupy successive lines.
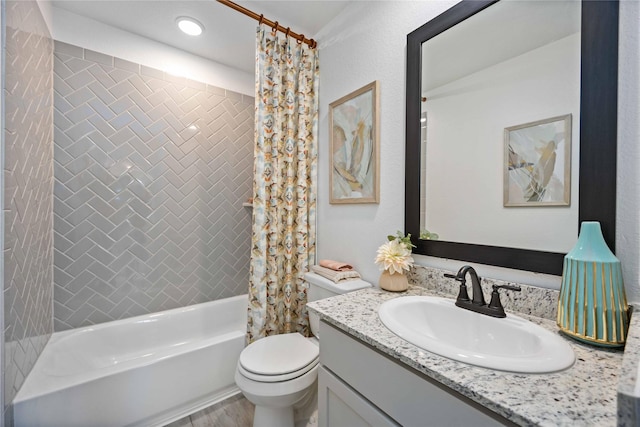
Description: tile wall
xmin=3 ymin=0 xmax=54 ymax=421
xmin=53 ymin=42 xmax=254 ymax=330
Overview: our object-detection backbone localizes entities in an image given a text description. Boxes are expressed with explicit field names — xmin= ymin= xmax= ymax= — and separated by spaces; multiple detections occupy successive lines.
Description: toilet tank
xmin=304 ymin=272 xmax=372 ymax=338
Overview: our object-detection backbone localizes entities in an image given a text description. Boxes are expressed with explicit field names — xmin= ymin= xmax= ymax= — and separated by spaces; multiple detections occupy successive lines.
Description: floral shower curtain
xmin=247 ymin=25 xmax=319 ymax=343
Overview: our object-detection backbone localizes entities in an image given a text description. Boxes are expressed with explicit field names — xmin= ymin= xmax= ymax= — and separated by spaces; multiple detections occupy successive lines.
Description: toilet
xmin=235 ymin=272 xmax=372 ymax=427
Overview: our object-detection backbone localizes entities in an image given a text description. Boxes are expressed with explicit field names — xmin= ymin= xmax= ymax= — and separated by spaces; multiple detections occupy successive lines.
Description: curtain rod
xmin=216 ymin=0 xmax=317 ymax=48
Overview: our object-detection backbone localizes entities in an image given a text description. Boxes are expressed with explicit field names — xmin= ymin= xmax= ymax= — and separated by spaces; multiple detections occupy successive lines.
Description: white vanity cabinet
xmin=318 ymin=321 xmax=513 ymax=427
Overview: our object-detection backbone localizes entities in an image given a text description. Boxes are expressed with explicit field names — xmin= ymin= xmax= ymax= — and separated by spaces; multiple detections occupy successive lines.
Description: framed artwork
xmin=329 ymin=81 xmax=380 ymax=204
xmin=504 ymin=114 xmax=572 ymax=207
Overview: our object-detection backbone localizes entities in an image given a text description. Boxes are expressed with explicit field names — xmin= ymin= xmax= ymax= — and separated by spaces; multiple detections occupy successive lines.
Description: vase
xmin=557 ymin=221 xmax=629 ymax=347
xmin=379 ymin=270 xmax=408 ymax=292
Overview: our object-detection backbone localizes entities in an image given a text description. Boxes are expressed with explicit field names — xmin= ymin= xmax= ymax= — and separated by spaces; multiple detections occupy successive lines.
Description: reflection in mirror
xmin=420 ymin=0 xmax=580 ymax=253
xmin=405 ymin=0 xmax=619 ymax=275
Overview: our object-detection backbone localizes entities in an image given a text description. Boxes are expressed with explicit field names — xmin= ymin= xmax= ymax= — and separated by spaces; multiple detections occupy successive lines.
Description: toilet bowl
xmin=235 ymin=333 xmax=319 ymax=427
xmin=236 ymin=272 xmax=372 ymax=427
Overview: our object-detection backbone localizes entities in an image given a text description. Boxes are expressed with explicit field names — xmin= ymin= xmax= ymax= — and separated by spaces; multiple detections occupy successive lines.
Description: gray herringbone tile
xmin=3 ymin=0 xmax=54 ymax=411
xmin=53 ymin=42 xmax=253 ymax=330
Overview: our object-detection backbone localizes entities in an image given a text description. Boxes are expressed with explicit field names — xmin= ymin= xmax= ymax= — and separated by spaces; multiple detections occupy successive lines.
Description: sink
xmin=378 ymin=295 xmax=575 ymax=373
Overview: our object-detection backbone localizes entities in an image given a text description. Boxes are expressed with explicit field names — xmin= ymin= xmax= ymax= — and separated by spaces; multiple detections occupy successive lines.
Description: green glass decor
xmin=557 ymin=222 xmax=629 ymax=347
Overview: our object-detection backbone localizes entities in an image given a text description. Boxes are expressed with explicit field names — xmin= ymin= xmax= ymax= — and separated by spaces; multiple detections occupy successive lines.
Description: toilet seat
xmin=238 ymin=333 xmax=319 ymax=383
xmin=238 ymin=357 xmax=318 ymax=382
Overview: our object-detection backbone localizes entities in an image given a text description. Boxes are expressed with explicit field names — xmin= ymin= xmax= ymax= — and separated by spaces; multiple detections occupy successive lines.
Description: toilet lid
xmin=237 ymin=356 xmax=318 ymax=383
xmin=239 ymin=333 xmax=319 ymax=376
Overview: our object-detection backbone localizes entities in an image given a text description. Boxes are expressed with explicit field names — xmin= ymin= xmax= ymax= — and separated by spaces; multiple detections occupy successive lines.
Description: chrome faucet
xmin=444 ymin=265 xmax=521 ymax=318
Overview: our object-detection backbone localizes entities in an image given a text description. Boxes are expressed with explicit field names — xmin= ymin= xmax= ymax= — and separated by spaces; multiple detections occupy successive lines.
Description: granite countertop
xmin=307 ymin=285 xmax=623 ymax=426
xmin=617 ymin=309 xmax=640 ymax=426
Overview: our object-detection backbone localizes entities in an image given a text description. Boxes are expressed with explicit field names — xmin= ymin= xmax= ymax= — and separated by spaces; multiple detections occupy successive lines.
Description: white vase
xmin=379 ymin=270 xmax=408 ymax=292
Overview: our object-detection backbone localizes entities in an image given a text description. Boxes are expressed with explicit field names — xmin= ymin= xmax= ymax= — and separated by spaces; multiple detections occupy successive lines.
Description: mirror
xmin=421 ymin=1 xmax=580 ymax=253
xmin=406 ymin=0 xmax=619 ymax=276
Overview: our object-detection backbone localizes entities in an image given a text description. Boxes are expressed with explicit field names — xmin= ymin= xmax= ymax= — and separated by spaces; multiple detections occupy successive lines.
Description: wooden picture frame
xmin=329 ymin=81 xmax=380 ymax=204
xmin=503 ymin=114 xmax=572 ymax=207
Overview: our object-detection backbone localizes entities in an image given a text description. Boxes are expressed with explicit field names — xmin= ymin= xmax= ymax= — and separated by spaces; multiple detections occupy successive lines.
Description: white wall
xmin=617 ymin=0 xmax=640 ymax=303
xmin=49 ymin=6 xmax=254 ymax=96
xmin=0 ymin=2 xmax=4 ymax=425
xmin=316 ymin=1 xmax=640 ymax=299
xmin=315 ymin=1 xmax=455 ymax=284
xmin=36 ymin=0 xmax=53 ymax=33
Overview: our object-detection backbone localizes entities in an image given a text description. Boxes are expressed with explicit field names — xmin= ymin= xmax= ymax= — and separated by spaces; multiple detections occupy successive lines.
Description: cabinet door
xmin=318 ymin=366 xmax=400 ymax=427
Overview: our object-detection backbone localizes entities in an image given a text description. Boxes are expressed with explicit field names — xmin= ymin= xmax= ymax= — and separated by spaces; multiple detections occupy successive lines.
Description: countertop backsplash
xmin=407 ymin=264 xmax=560 ymax=321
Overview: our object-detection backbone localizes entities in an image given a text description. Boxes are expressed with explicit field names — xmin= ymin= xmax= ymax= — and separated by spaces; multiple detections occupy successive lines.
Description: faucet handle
xmin=493 ymin=284 xmax=521 ymax=292
xmin=487 ymin=284 xmax=521 ymax=317
xmin=444 ymin=273 xmax=470 ymax=302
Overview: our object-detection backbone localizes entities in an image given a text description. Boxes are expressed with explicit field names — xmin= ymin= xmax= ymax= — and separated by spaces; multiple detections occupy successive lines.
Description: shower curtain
xmin=247 ymin=25 xmax=319 ymax=343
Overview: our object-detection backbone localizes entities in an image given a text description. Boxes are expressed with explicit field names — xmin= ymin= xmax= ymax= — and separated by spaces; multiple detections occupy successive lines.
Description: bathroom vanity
xmin=318 ymin=321 xmax=511 ymax=426
xmin=308 ymin=284 xmax=623 ymax=426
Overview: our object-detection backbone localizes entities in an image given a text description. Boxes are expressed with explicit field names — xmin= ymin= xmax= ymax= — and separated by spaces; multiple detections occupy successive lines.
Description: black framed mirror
xmin=405 ymin=0 xmax=619 ymax=276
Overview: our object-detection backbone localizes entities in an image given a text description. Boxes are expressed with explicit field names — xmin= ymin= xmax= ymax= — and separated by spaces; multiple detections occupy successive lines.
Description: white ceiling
xmin=50 ymin=0 xmax=350 ymax=73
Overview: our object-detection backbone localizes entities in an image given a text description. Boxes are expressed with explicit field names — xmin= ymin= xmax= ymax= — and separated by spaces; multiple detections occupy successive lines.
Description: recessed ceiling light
xmin=177 ymin=17 xmax=203 ymax=36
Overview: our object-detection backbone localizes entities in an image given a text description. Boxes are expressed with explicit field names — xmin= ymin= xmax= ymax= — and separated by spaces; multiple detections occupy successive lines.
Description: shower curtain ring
xmin=297 ymin=34 xmax=304 ymax=44
xmin=285 ymin=27 xmax=291 ymax=38
xmin=258 ymin=14 xmax=264 ymax=26
xmin=272 ymin=21 xmax=279 ymax=32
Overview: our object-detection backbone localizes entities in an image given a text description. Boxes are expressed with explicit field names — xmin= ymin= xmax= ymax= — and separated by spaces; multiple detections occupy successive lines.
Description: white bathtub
xmin=13 ymin=295 xmax=248 ymax=427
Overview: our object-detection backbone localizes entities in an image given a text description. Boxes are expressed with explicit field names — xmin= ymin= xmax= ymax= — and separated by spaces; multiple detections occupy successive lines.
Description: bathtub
xmin=13 ymin=295 xmax=248 ymax=427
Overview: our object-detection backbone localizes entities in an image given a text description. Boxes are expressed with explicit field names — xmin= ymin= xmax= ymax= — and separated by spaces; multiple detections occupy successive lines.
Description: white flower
xmin=375 ymin=239 xmax=414 ymax=275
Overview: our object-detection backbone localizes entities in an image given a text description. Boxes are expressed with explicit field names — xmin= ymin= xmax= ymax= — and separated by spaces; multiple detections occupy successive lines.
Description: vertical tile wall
xmin=53 ymin=42 xmax=254 ymax=330
xmin=3 ymin=0 xmax=54 ymax=421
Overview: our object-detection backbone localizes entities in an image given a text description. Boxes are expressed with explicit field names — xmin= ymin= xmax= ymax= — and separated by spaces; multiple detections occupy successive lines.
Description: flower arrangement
xmin=375 ymin=231 xmax=415 ymax=275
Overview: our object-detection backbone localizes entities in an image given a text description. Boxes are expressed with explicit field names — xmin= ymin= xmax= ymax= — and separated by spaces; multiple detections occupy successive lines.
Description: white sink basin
xmin=378 ymin=295 xmax=575 ymax=373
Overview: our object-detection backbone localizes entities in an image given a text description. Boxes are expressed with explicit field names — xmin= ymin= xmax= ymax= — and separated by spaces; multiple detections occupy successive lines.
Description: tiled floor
xmin=166 ymin=393 xmax=319 ymax=427
xmin=165 ymin=394 xmax=254 ymax=427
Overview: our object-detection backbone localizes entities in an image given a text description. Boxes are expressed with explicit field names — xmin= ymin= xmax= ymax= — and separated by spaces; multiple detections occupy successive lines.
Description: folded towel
xmin=319 ymin=259 xmax=353 ymax=271
xmin=311 ymin=265 xmax=361 ymax=283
